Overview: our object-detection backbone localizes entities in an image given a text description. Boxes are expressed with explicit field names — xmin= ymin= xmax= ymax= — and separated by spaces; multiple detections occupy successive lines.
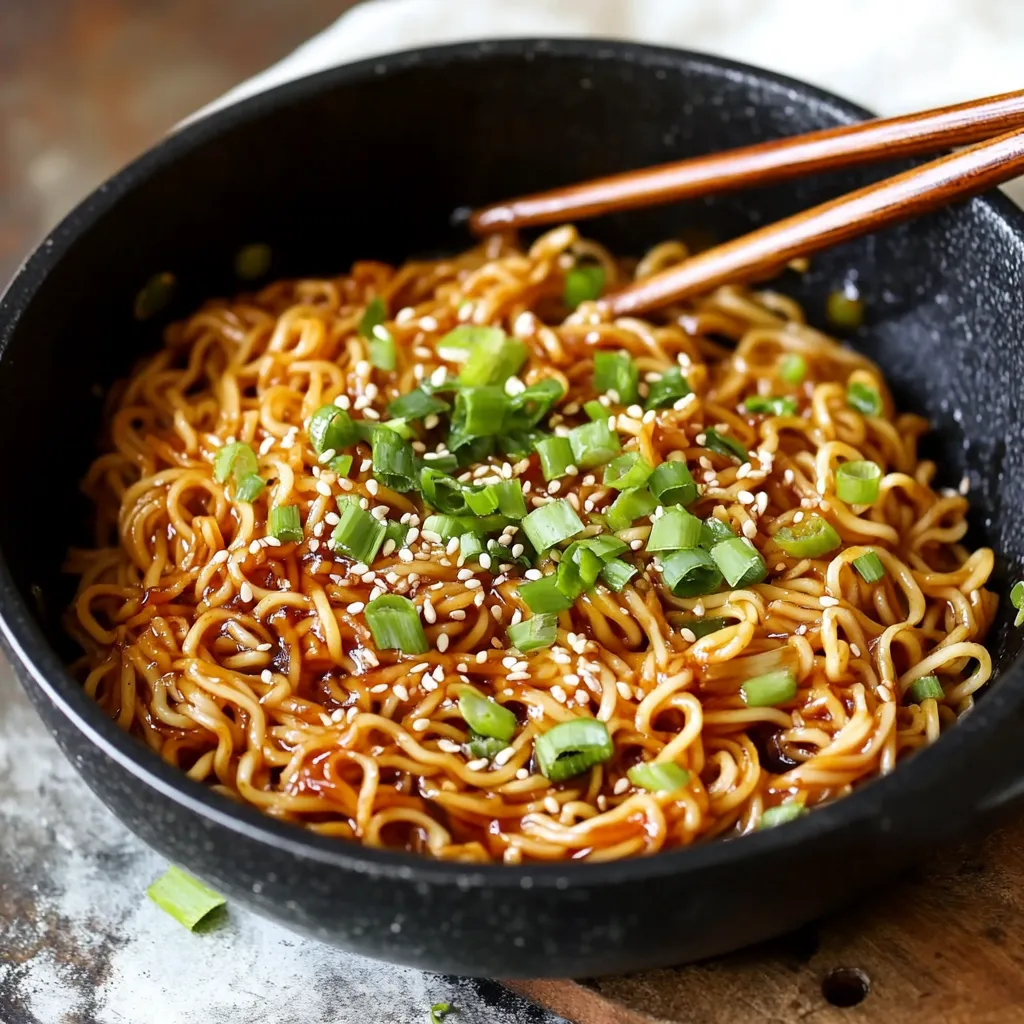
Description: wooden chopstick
xmin=470 ymin=88 xmax=1024 ymax=235
xmin=603 ymin=126 xmax=1024 ymax=317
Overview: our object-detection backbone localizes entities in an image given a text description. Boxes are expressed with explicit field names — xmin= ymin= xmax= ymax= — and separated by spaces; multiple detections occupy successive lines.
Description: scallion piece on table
xmin=606 ymin=487 xmax=658 ymax=532
xmin=835 ymin=460 xmax=882 ymax=504
xmin=458 ymin=330 xmax=528 ymax=387
xmin=648 ymin=461 xmax=698 ymax=506
xmin=826 ymin=288 xmax=864 ymax=330
xmin=365 ymin=595 xmax=429 ymax=654
xmin=268 ymin=505 xmax=303 ymax=543
xmin=740 ymin=669 xmax=797 ymax=707
xmin=599 ymin=558 xmax=638 ymax=591
xmin=759 ymin=802 xmax=806 ymax=829
xmin=507 ymin=613 xmax=559 ymax=653
xmin=430 ymin=1002 xmax=454 ymax=1024
xmin=593 ymin=350 xmax=639 ymax=405
xmin=329 ymin=454 xmax=353 ymax=477
xmin=564 ymin=264 xmax=606 ymax=310
xmin=147 ymin=866 xmax=225 ymax=931
xmin=661 ymin=548 xmax=723 ymax=597
xmin=329 ymin=501 xmax=386 ymax=563
xmin=518 ymin=574 xmax=574 ymax=614
xmin=464 ymin=732 xmax=507 ymax=760
xmin=534 ymin=718 xmax=614 ymax=782
xmin=778 ymin=353 xmax=807 ymax=385
xmin=644 ymin=366 xmax=691 ymax=411
xmin=681 ymin=616 xmax=729 ymax=639
xmin=1011 ymin=580 xmax=1024 ymax=627
xmin=907 ymin=674 xmax=944 ymax=703
xmin=458 ymin=685 xmax=518 ymax=740
xmin=603 ymin=451 xmax=653 ymax=491
xmin=420 ymin=468 xmax=470 ymax=515
xmin=358 ymin=296 xmax=388 ymax=338
xmin=627 ymin=761 xmax=690 ymax=793
xmin=521 ymin=499 xmax=584 ymax=552
xmin=703 ymin=428 xmax=748 ymax=462
xmin=774 ymin=516 xmax=841 ymax=559
xmin=536 ymin=435 xmax=574 ymax=481
xmin=853 ymin=551 xmax=886 ymax=583
xmin=711 ymin=537 xmax=768 ymax=587
xmin=646 ymin=506 xmax=702 ymax=552
xmin=387 ymin=388 xmax=450 ymax=421
xmin=213 ymin=441 xmax=259 ymax=484
xmin=308 ymin=404 xmax=358 ymax=454
xmin=234 ymin=473 xmax=266 ymax=503
xmin=744 ymin=395 xmax=798 ymax=417
xmin=700 ymin=516 xmax=737 ymax=549
xmin=846 ymin=380 xmax=883 ymax=416
xmin=583 ymin=399 xmax=608 ymax=421
xmin=568 ymin=418 xmax=621 ymax=468
xmin=371 ymin=429 xmax=418 ymax=492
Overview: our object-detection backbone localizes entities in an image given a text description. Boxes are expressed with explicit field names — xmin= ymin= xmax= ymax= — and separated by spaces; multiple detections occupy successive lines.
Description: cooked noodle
xmin=65 ymin=225 xmax=997 ymax=863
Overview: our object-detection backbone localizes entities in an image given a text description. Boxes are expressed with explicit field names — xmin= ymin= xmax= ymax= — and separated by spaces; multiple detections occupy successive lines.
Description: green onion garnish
xmin=308 ymin=404 xmax=358 ymax=454
xmin=1011 ymin=581 xmax=1024 ymax=627
xmin=648 ymin=461 xmax=698 ymax=506
xmin=647 ymin=507 xmax=702 ymax=552
xmin=358 ymin=296 xmax=388 ymax=338
xmin=507 ymin=614 xmax=559 ymax=653
xmin=703 ymin=428 xmax=748 ymax=462
xmin=458 ymin=685 xmax=517 ymax=740
xmin=593 ymin=350 xmax=639 ymax=405
xmin=778 ymin=353 xmax=807 ymax=385
xmin=147 ymin=866 xmax=225 ymax=931
xmin=626 ymin=761 xmax=690 ymax=793
xmin=574 ymin=535 xmax=629 ymax=561
xmin=644 ymin=366 xmax=691 ymax=411
xmin=744 ymin=395 xmax=798 ymax=416
xmin=534 ymin=718 xmax=614 ymax=782
xmin=568 ymin=418 xmax=621 ymax=469
xmin=603 ymin=451 xmax=653 ymax=491
xmin=435 ymin=324 xmax=493 ymax=363
xmin=494 ymin=479 xmax=527 ymax=519
xmin=740 ymin=669 xmax=797 ymax=707
xmin=835 ymin=460 xmax=882 ymax=505
xmin=330 ymin=453 xmax=354 ymax=477
xmin=430 ymin=1002 xmax=454 ymax=1024
xmin=853 ymin=551 xmax=886 ymax=583
xmin=774 ymin=516 xmax=841 ymax=559
xmin=368 ymin=327 xmax=396 ymax=372
xmin=420 ymin=468 xmax=470 ymax=515
xmin=518 ymin=574 xmax=574 ymax=614
xmin=557 ymin=543 xmax=604 ymax=600
xmin=234 ymin=473 xmax=266 ymax=503
xmin=681 ymin=616 xmax=728 ymax=639
xmin=329 ymin=501 xmax=386 ymax=563
xmin=457 ymin=330 xmax=527 ymax=387
xmin=213 ymin=441 xmax=258 ymax=483
xmin=387 ymin=388 xmax=450 ymax=421
xmin=371 ymin=429 xmax=418 ymax=492
xmin=600 ymin=558 xmax=638 ymax=591
xmin=700 ymin=517 xmax=737 ymax=548
xmin=521 ymin=499 xmax=584 ymax=552
xmin=661 ymin=548 xmax=723 ymax=597
xmin=583 ymin=399 xmax=608 ymax=421
xmin=826 ymin=288 xmax=864 ymax=331
xmin=564 ymin=264 xmax=606 ymax=310
xmin=269 ymin=505 xmax=302 ymax=543
xmin=422 ymin=513 xmax=509 ymax=541
xmin=536 ymin=435 xmax=574 ymax=481
xmin=365 ymin=594 xmax=429 ymax=654
xmin=453 ymin=386 xmax=511 ymax=437
xmin=846 ymin=380 xmax=882 ymax=417
xmin=907 ymin=674 xmax=944 ymax=703
xmin=606 ymin=487 xmax=658 ymax=532
xmin=458 ymin=532 xmax=486 ymax=561
xmin=384 ymin=520 xmax=409 ymax=551
xmin=711 ymin=537 xmax=768 ymax=587
xmin=464 ymin=732 xmax=507 ymax=760
xmin=759 ymin=802 xmax=806 ymax=829
xmin=463 ymin=484 xmax=499 ymax=516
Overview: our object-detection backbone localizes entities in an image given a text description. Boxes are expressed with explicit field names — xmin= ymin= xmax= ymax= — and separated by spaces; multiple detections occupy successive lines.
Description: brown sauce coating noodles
xmin=65 ymin=225 xmax=997 ymax=863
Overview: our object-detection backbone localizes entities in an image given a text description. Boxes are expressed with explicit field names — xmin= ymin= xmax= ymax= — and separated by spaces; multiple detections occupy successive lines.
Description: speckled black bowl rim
xmin=3 ymin=37 xmax=1024 ymax=890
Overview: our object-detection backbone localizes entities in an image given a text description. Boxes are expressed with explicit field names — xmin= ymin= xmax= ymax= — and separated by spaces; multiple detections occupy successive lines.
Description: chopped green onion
xmin=744 ymin=395 xmax=798 ymax=417
xmin=603 ymin=452 xmax=653 ymax=491
xmin=534 ymin=718 xmax=614 ymax=782
xmin=703 ymin=428 xmax=748 ymax=462
xmin=574 ymin=535 xmax=629 ymax=562
xmin=661 ymin=548 xmax=723 ymax=597
xmin=759 ymin=802 xmax=806 ymax=829
xmin=420 ymin=468 xmax=469 ymax=515
xmin=711 ymin=537 xmax=768 ymax=587
xmin=846 ymin=380 xmax=882 ymax=416
xmin=778 ymin=353 xmax=807 ymax=385
xmin=463 ymin=484 xmax=499 ymax=515
xmin=458 ymin=532 xmax=486 ymax=561
xmin=741 ymin=669 xmax=797 ymax=707
xmin=213 ymin=441 xmax=258 ymax=483
xmin=371 ymin=429 xmax=417 ymax=492
xmin=521 ymin=499 xmax=583 ymax=552
xmin=430 ymin=1002 xmax=454 ymax=1024
xmin=593 ymin=350 xmax=639 ymax=405
xmin=583 ymin=399 xmax=608 ymax=421
xmin=458 ymin=331 xmax=527 ymax=387
xmin=681 ymin=616 xmax=728 ymax=639
xmin=700 ymin=517 xmax=737 ymax=549
xmin=234 ymin=473 xmax=266 ymax=503
xmin=518 ymin=574 xmax=574 ymax=614
xmin=648 ymin=461 xmax=698 ymax=506
xmin=453 ymin=386 xmax=511 ymax=438
xmin=568 ymin=418 xmax=621 ymax=468
xmin=647 ymin=506 xmax=702 ymax=552
xmin=853 ymin=551 xmax=886 ymax=583
xmin=422 ymin=513 xmax=509 ymax=541
xmin=826 ymin=288 xmax=864 ymax=330
xmin=507 ymin=614 xmax=559 ymax=653
xmin=308 ymin=404 xmax=357 ymax=454
xmin=536 ymin=435 xmax=574 ymax=481
xmin=835 ymin=460 xmax=882 ymax=505
xmin=435 ymin=324 xmax=501 ymax=363
xmin=557 ymin=543 xmax=604 ymax=599
xmin=330 ymin=501 xmax=386 ymax=563
xmin=498 ymin=429 xmax=545 ymax=458
xmin=458 ymin=685 xmax=517 ymax=741
xmin=644 ymin=366 xmax=691 ymax=411
xmin=329 ymin=453 xmax=353 ymax=477
xmin=494 ymin=479 xmax=527 ymax=519
xmin=507 ymin=378 xmax=564 ymax=429
xmin=907 ymin=674 xmax=944 ymax=703
xmin=368 ymin=327 xmax=396 ymax=371
xmin=1011 ymin=581 xmax=1024 ymax=627
xmin=464 ymin=732 xmax=506 ymax=760
xmin=774 ymin=516 xmax=841 ymax=559
xmin=365 ymin=594 xmax=429 ymax=655
xmin=627 ymin=761 xmax=690 ymax=793
xmin=606 ymin=487 xmax=658 ymax=532
xmin=269 ymin=505 xmax=302 ymax=543
xmin=385 ymin=520 xmax=410 ymax=550
xmin=600 ymin=558 xmax=638 ymax=591
xmin=387 ymin=388 xmax=450 ymax=421
xmin=147 ymin=866 xmax=225 ymax=931
xmin=564 ymin=264 xmax=606 ymax=310
xmin=381 ymin=417 xmax=415 ymax=439
xmin=358 ymin=296 xmax=388 ymax=338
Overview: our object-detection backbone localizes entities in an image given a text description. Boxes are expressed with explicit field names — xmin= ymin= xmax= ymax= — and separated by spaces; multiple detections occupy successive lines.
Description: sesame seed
xmin=551 ymin=686 xmax=567 ymax=704
xmin=479 ymin=552 xmax=492 ymax=570
xmin=494 ymin=746 xmax=516 ymax=766
xmin=820 ymin=596 xmax=840 ymax=607
xmin=476 ymin=650 xmax=488 ymax=664
xmin=793 ymin=511 xmax=805 ymax=524
xmin=260 ymin=669 xmax=273 ymax=684
xmin=437 ymin=738 xmax=461 ymax=754
xmin=437 ymin=633 xmax=450 ymax=652
xmin=365 ymin=480 xmax=379 ymax=497
xmin=738 ymin=490 xmax=755 ymax=505
xmin=524 ymin=569 xmax=543 ymax=581
xmin=423 ymin=600 xmax=437 ymax=624
xmin=681 ymin=628 xmax=697 ymax=643
xmin=256 ymin=642 xmax=273 ymax=652
xmin=370 ymin=683 xmax=388 ymax=693
xmin=630 ymin=539 xmax=643 ymax=550
xmin=465 ymin=579 xmax=482 ymax=590
xmin=851 ymin=644 xmax=862 ymax=657
xmin=346 ymin=601 xmax=365 ymax=614
xmin=399 ymin=549 xmax=414 ymax=562
xmin=466 ymin=758 xmax=489 ymax=771
xmin=642 ymin=410 xmax=656 ymax=424
xmin=316 ymin=480 xmax=332 ymax=497
xmin=616 ymin=682 xmax=632 ymax=700
xmin=412 ymin=719 xmax=430 ymax=732
xmin=543 ymin=796 xmax=560 ymax=815
xmin=239 ymin=582 xmax=254 ymax=603
xmin=742 ymin=520 xmax=757 ymax=539
xmin=613 ymin=778 xmax=630 ymax=795
xmin=515 ymin=768 xmax=529 ymax=780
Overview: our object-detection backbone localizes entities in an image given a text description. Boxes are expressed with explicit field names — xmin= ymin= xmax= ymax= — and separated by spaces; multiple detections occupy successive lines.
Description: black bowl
xmin=2 ymin=39 xmax=1024 ymax=979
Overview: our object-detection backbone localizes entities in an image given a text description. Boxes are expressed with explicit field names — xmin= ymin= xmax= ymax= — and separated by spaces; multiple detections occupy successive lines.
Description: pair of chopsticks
xmin=469 ymin=89 xmax=1024 ymax=316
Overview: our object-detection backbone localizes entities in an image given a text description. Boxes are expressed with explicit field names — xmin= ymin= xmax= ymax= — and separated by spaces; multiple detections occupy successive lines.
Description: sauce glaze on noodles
xmin=66 ymin=225 xmax=996 ymax=863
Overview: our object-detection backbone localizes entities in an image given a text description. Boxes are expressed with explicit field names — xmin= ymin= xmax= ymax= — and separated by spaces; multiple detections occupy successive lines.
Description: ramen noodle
xmin=65 ymin=225 xmax=996 ymax=864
